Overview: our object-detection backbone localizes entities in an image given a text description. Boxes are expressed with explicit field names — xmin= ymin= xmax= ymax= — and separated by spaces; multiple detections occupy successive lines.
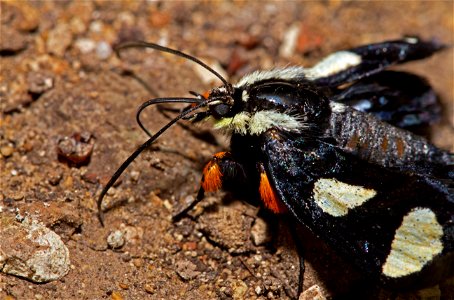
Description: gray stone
xmin=107 ymin=230 xmax=125 ymax=249
xmin=0 ymin=216 xmax=70 ymax=283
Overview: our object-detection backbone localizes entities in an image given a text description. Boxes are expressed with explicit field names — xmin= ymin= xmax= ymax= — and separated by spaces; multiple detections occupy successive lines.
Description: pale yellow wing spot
xmin=313 ymin=178 xmax=377 ymax=217
xmin=382 ymin=208 xmax=443 ymax=278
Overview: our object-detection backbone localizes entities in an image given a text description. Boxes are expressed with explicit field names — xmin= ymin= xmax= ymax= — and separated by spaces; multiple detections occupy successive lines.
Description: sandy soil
xmin=1 ymin=1 xmax=453 ymax=299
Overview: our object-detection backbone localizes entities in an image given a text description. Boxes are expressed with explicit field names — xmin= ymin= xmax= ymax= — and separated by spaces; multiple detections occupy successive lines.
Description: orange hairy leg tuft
xmin=259 ymin=171 xmax=287 ymax=213
xmin=201 ymin=152 xmax=227 ymax=192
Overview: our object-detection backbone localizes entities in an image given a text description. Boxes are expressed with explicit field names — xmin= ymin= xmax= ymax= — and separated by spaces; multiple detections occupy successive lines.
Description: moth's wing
xmin=308 ymin=37 xmax=444 ymax=87
xmin=261 ymin=134 xmax=453 ymax=288
xmin=330 ymin=71 xmax=441 ymax=131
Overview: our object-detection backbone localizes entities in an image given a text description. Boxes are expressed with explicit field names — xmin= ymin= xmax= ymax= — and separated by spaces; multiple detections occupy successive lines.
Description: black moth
xmin=98 ymin=37 xmax=453 ymax=292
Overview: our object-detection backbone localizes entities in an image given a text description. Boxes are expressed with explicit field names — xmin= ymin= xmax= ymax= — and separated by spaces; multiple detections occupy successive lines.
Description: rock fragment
xmin=0 ymin=216 xmax=71 ymax=283
xmin=57 ymin=132 xmax=94 ymax=166
xmin=107 ymin=230 xmax=125 ymax=249
xmin=0 ymin=27 xmax=28 ymax=54
xmin=251 ymin=216 xmax=272 ymax=246
xmin=175 ymin=260 xmax=200 ymax=281
xmin=27 ymin=71 xmax=54 ymax=95
xmin=198 ymin=204 xmax=254 ymax=254
xmin=47 ymin=23 xmax=73 ymax=57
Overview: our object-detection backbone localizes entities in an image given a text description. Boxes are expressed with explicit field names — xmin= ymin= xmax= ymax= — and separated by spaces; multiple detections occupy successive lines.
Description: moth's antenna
xmin=97 ymin=100 xmax=210 ymax=226
xmin=115 ymin=41 xmax=233 ymax=94
xmin=136 ymin=97 xmax=201 ymax=138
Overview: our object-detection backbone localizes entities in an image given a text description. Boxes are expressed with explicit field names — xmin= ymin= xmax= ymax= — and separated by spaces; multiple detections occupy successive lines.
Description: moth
xmin=97 ymin=37 xmax=453 ymax=292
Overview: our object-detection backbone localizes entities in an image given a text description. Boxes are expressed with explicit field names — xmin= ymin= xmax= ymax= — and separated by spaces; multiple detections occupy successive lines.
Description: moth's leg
xmin=309 ymin=37 xmax=444 ymax=87
xmin=172 ymin=151 xmax=246 ymax=220
xmin=288 ymin=222 xmax=305 ymax=298
xmin=330 ymin=71 xmax=440 ymax=131
xmin=257 ymin=162 xmax=288 ymax=214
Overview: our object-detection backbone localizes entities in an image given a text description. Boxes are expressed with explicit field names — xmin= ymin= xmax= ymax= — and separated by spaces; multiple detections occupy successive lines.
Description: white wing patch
xmin=235 ymin=67 xmax=307 ymax=87
xmin=329 ymin=101 xmax=347 ymax=113
xmin=234 ymin=48 xmax=362 ymax=88
xmin=234 ymin=51 xmax=361 ymax=87
xmin=305 ymin=51 xmax=362 ymax=80
xmin=313 ymin=178 xmax=377 ymax=217
xmin=382 ymin=208 xmax=443 ymax=278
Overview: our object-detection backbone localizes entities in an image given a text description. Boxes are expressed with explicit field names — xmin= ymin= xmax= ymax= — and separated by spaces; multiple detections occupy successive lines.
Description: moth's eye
xmin=210 ymin=103 xmax=230 ymax=119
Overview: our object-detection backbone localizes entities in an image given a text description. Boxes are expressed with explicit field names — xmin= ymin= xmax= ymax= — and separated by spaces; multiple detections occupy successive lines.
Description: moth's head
xmin=197 ymin=71 xmax=329 ymax=136
xmin=202 ymin=86 xmax=239 ymax=119
xmin=98 ymin=42 xmax=330 ymax=225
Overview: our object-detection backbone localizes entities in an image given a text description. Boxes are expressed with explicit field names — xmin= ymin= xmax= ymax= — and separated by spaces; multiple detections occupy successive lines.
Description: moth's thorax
xmin=203 ymin=78 xmax=330 ymax=136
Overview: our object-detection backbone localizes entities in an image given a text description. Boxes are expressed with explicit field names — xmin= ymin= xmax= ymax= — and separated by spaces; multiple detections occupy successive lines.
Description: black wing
xmin=261 ymin=132 xmax=453 ymax=288
xmin=304 ymin=38 xmax=445 ymax=135
xmin=311 ymin=37 xmax=445 ymax=87
xmin=330 ymin=71 xmax=440 ymax=131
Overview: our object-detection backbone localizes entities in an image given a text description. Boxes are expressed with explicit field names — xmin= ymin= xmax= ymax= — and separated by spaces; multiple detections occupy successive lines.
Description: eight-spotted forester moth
xmin=97 ymin=37 xmax=453 ymax=293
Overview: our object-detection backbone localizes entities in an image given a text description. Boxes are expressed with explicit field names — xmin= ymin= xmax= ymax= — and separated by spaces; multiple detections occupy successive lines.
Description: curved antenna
xmin=115 ymin=41 xmax=233 ymax=94
xmin=97 ymin=100 xmax=210 ymax=226
xmin=136 ymin=97 xmax=201 ymax=138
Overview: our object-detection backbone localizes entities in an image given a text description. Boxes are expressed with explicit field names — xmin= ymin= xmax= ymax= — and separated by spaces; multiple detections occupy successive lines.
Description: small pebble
xmin=232 ymin=280 xmax=248 ymax=299
xmin=130 ymin=170 xmax=140 ymax=182
xmin=27 ymin=72 xmax=54 ymax=94
xmin=0 ymin=27 xmax=28 ymax=54
xmin=110 ymin=291 xmax=123 ymax=300
xmin=3 ymin=197 xmax=14 ymax=206
xmin=48 ymin=169 xmax=63 ymax=186
xmin=57 ymin=132 xmax=94 ymax=166
xmin=255 ymin=285 xmax=262 ymax=295
xmin=47 ymin=23 xmax=73 ymax=57
xmin=0 ymin=146 xmax=14 ymax=157
xmin=251 ymin=217 xmax=272 ymax=246
xmin=75 ymin=38 xmax=96 ymax=54
xmin=120 ymin=252 xmax=132 ymax=262
xmin=299 ymin=285 xmax=326 ymax=300
xmin=96 ymin=41 xmax=112 ymax=60
xmin=69 ymin=17 xmax=86 ymax=35
xmin=10 ymin=2 xmax=40 ymax=32
xmin=89 ymin=20 xmax=103 ymax=33
xmin=118 ymin=283 xmax=129 ymax=290
xmin=107 ymin=230 xmax=125 ymax=249
xmin=144 ymin=283 xmax=155 ymax=294
xmin=11 ymin=191 xmax=25 ymax=201
xmin=176 ymin=260 xmax=200 ymax=280
xmin=81 ymin=173 xmax=98 ymax=184
xmin=132 ymin=258 xmax=143 ymax=268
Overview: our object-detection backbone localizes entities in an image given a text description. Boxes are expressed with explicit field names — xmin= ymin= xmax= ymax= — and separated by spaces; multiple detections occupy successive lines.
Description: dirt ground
xmin=1 ymin=1 xmax=453 ymax=300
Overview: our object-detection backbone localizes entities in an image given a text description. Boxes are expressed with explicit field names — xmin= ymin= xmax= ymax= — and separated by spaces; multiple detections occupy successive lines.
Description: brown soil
xmin=1 ymin=1 xmax=453 ymax=300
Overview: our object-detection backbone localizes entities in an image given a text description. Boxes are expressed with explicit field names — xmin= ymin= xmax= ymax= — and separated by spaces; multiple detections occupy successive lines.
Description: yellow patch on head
xmin=313 ymin=178 xmax=377 ymax=217
xmin=213 ymin=112 xmax=250 ymax=135
xmin=382 ymin=208 xmax=443 ymax=278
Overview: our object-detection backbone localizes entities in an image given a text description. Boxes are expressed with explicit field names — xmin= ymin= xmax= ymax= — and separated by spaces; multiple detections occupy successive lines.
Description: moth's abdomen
xmin=327 ymin=103 xmax=452 ymax=168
